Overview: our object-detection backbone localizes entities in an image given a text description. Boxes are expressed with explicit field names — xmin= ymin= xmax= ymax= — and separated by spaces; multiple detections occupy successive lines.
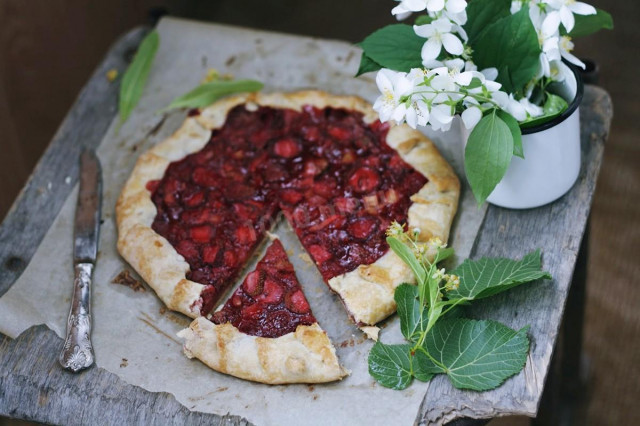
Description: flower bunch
xmin=358 ymin=0 xmax=612 ymax=204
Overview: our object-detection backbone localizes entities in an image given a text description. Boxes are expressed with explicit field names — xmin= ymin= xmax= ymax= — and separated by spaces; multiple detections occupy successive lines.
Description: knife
xmin=59 ymin=148 xmax=102 ymax=372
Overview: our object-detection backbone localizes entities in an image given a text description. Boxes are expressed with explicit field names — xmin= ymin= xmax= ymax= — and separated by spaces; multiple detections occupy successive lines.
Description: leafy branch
xmin=368 ymin=222 xmax=551 ymax=391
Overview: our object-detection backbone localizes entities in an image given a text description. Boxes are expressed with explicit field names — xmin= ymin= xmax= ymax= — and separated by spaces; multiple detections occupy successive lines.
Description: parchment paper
xmin=0 ymin=18 xmax=486 ymax=426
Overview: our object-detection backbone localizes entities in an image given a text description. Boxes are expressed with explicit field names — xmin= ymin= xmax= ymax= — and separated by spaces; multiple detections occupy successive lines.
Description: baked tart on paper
xmin=116 ymin=90 xmax=459 ymax=331
xmin=178 ymin=239 xmax=347 ymax=384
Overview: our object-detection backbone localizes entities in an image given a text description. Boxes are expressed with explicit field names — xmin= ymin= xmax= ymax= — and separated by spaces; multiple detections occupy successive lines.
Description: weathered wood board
xmin=0 ymin=20 xmax=612 ymax=426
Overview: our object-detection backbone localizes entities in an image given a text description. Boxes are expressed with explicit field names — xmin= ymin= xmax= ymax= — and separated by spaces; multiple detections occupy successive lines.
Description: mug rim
xmin=521 ymin=61 xmax=584 ymax=135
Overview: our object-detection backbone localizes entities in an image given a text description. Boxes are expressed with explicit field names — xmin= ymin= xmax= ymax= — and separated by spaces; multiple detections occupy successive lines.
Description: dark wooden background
xmin=0 ymin=1 xmax=637 ymax=424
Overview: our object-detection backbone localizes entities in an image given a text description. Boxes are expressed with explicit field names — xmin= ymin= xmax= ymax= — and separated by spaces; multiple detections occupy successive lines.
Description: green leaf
xmin=434 ymin=247 xmax=455 ymax=264
xmin=567 ymin=9 xmax=614 ymax=38
xmin=421 ymin=319 xmax=530 ymax=391
xmin=119 ymin=30 xmax=160 ymax=123
xmin=164 ymin=80 xmax=263 ymax=111
xmin=368 ymin=343 xmax=414 ymax=389
xmin=520 ymin=93 xmax=568 ymax=129
xmin=413 ymin=349 xmax=439 ymax=382
xmin=387 ymin=237 xmax=427 ymax=285
xmin=464 ymin=110 xmax=514 ymax=205
xmin=464 ymin=0 xmax=511 ymax=44
xmin=414 ymin=15 xmax=433 ymax=26
xmin=471 ymin=7 xmax=541 ymax=95
xmin=449 ymin=250 xmax=552 ymax=300
xmin=496 ymin=110 xmax=523 ymax=158
xmin=395 ymin=284 xmax=428 ymax=342
xmin=355 ymin=52 xmax=383 ymax=77
xmin=359 ymin=24 xmax=424 ymax=72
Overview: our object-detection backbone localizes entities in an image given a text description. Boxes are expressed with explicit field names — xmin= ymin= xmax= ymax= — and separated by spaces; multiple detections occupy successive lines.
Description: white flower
xmin=558 ymin=35 xmax=585 ymax=68
xmin=392 ymin=0 xmax=445 ymax=18
xmin=429 ymin=103 xmax=455 ymax=131
xmin=461 ymin=106 xmax=483 ymax=130
xmin=544 ymin=0 xmax=597 ymax=33
xmin=443 ymin=9 xmax=468 ymax=26
xmin=372 ymin=69 xmax=415 ymax=122
xmin=446 ymin=0 xmax=467 ymax=14
xmin=519 ymin=97 xmax=544 ymax=118
xmin=504 ymin=94 xmax=528 ymax=121
xmin=549 ymin=60 xmax=572 ymax=81
xmin=414 ymin=18 xmax=465 ymax=63
xmin=394 ymin=98 xmax=431 ymax=129
xmin=511 ymin=0 xmax=523 ymax=14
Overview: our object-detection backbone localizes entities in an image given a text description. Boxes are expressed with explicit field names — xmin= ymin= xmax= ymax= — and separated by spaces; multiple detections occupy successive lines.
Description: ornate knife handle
xmin=59 ymin=263 xmax=95 ymax=372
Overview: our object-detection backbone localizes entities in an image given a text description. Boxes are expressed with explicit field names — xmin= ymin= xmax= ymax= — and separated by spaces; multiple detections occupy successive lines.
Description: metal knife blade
xmin=60 ymin=148 xmax=102 ymax=372
xmin=74 ymin=149 xmax=103 ymax=263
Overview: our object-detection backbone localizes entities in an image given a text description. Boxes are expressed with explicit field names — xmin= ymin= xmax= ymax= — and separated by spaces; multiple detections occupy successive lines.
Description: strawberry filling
xmin=149 ymin=104 xmax=427 ymax=317
xmin=212 ymin=240 xmax=316 ymax=338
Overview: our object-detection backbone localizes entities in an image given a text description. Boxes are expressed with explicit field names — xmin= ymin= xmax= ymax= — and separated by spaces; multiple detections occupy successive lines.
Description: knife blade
xmin=59 ymin=148 xmax=102 ymax=372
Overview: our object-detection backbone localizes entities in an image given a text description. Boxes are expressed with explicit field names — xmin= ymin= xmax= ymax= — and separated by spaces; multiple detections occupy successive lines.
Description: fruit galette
xmin=178 ymin=239 xmax=346 ymax=384
xmin=116 ymin=90 xmax=459 ymax=382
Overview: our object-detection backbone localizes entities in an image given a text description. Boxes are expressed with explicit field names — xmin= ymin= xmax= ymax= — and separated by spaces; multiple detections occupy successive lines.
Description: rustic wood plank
xmin=0 ymin=27 xmax=149 ymax=296
xmin=417 ymin=85 xmax=613 ymax=425
xmin=0 ymin=325 xmax=249 ymax=425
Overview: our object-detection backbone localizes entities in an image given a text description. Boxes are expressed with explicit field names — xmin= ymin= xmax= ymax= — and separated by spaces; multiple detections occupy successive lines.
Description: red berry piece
xmin=258 ymin=279 xmax=284 ymax=304
xmin=241 ymin=303 xmax=263 ymax=320
xmin=348 ymin=167 xmax=380 ymax=193
xmin=280 ymin=189 xmax=304 ymax=205
xmin=146 ymin=180 xmax=160 ymax=193
xmin=202 ymin=244 xmax=220 ymax=264
xmin=347 ymin=217 xmax=379 ymax=240
xmin=190 ymin=225 xmax=213 ymax=243
xmin=313 ymin=178 xmax=337 ymax=199
xmin=263 ymin=162 xmax=288 ymax=182
xmin=224 ymin=250 xmax=237 ymax=267
xmin=243 ymin=270 xmax=265 ymax=296
xmin=327 ymin=125 xmax=351 ymax=141
xmin=285 ymin=289 xmax=311 ymax=314
xmin=183 ymin=191 xmax=205 ymax=207
xmin=176 ymin=240 xmax=198 ymax=260
xmin=231 ymin=294 xmax=243 ymax=307
xmin=192 ymin=167 xmax=219 ymax=187
xmin=308 ymin=244 xmax=332 ymax=263
xmin=236 ymin=225 xmax=257 ymax=244
xmin=249 ymin=129 xmax=273 ymax=148
xmin=274 ymin=138 xmax=301 ymax=158
xmin=224 ymin=182 xmax=254 ymax=201
xmin=301 ymin=126 xmax=321 ymax=142
xmin=233 ymin=203 xmax=256 ymax=221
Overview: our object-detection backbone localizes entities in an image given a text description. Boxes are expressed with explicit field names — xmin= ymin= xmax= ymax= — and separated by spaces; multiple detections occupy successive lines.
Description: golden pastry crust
xmin=177 ymin=317 xmax=348 ymax=384
xmin=116 ymin=90 xmax=459 ymax=324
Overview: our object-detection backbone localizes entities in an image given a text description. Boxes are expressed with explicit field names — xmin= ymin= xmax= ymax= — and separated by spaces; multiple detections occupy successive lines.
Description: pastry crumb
xmin=112 ymin=270 xmax=146 ymax=292
xmin=265 ymin=231 xmax=278 ymax=241
xmin=120 ymin=358 xmax=128 ymax=368
xmin=298 ymin=252 xmax=313 ymax=264
xmin=159 ymin=306 xmax=167 ymax=315
xmin=360 ymin=326 xmax=380 ymax=341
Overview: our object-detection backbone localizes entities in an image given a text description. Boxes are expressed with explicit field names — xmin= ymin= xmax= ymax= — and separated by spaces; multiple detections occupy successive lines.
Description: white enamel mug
xmin=462 ymin=65 xmax=584 ymax=209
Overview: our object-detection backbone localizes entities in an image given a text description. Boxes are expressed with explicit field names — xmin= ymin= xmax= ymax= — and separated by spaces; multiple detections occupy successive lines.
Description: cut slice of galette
xmin=116 ymin=90 xmax=459 ymax=327
xmin=177 ymin=239 xmax=347 ymax=384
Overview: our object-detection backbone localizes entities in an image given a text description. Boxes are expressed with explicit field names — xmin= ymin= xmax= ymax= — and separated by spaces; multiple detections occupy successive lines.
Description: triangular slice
xmin=178 ymin=239 xmax=347 ymax=384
